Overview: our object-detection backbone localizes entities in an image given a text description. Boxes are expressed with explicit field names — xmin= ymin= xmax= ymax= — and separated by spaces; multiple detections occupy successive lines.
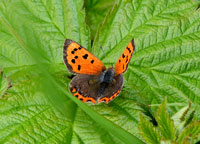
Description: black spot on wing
xmin=83 ymin=54 xmax=88 ymax=59
xmin=127 ymin=47 xmax=131 ymax=53
xmin=122 ymin=54 xmax=125 ymax=58
xmin=126 ymin=56 xmax=129 ymax=63
xmin=119 ymin=59 xmax=121 ymax=63
xmin=75 ymin=95 xmax=78 ymax=98
xmin=79 ymin=98 xmax=83 ymax=101
xmin=78 ymin=65 xmax=81 ymax=70
xmin=71 ymin=51 xmax=75 ymax=54
xmin=71 ymin=59 xmax=75 ymax=64
xmin=78 ymin=47 xmax=82 ymax=50
xmin=74 ymin=56 xmax=78 ymax=59
xmin=73 ymin=48 xmax=78 ymax=51
xmin=91 ymin=60 xmax=94 ymax=64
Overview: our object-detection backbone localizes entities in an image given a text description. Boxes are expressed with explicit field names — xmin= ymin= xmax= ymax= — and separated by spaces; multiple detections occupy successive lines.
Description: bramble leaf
xmin=156 ymin=98 xmax=176 ymax=140
xmin=139 ymin=114 xmax=161 ymax=144
xmin=0 ymin=0 xmax=200 ymax=143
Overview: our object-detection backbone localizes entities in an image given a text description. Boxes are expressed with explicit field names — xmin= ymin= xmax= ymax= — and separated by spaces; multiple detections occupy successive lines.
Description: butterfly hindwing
xmin=70 ymin=73 xmax=123 ymax=104
xmin=115 ymin=39 xmax=135 ymax=75
xmin=70 ymin=74 xmax=99 ymax=104
xmin=63 ymin=39 xmax=106 ymax=75
xmin=98 ymin=74 xmax=123 ymax=104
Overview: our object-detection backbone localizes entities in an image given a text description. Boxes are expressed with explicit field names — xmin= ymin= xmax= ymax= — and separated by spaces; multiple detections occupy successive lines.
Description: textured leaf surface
xmin=0 ymin=0 xmax=200 ymax=143
xmin=85 ymin=0 xmax=115 ymax=40
xmin=0 ymin=72 xmax=10 ymax=99
xmin=177 ymin=121 xmax=200 ymax=143
xmin=156 ymin=99 xmax=176 ymax=140
xmin=139 ymin=114 xmax=161 ymax=144
xmin=171 ymin=103 xmax=191 ymax=134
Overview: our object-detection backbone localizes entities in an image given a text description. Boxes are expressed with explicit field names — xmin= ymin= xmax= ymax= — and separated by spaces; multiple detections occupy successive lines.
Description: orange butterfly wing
xmin=63 ymin=39 xmax=106 ymax=75
xmin=115 ymin=39 xmax=135 ymax=75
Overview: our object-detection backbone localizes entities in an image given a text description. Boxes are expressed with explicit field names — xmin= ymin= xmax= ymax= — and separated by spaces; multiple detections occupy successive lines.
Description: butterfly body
xmin=63 ymin=39 xmax=135 ymax=104
xmin=99 ymin=67 xmax=115 ymax=83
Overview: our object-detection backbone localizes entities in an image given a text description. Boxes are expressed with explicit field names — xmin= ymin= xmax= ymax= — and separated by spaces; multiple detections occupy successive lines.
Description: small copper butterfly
xmin=63 ymin=39 xmax=135 ymax=104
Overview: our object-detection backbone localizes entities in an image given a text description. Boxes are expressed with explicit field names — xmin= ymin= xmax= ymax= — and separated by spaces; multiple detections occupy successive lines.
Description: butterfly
xmin=63 ymin=39 xmax=135 ymax=104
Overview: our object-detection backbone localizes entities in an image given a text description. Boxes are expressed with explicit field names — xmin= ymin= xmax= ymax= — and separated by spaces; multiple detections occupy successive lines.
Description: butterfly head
xmin=99 ymin=67 xmax=115 ymax=84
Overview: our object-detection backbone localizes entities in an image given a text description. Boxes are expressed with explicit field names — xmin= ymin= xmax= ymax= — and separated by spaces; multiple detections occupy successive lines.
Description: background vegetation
xmin=0 ymin=0 xmax=200 ymax=143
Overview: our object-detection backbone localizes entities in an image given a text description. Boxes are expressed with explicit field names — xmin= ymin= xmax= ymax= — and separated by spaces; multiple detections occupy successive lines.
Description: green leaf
xmin=85 ymin=0 xmax=115 ymax=40
xmin=139 ymin=114 xmax=161 ymax=144
xmin=177 ymin=121 xmax=200 ymax=143
xmin=0 ymin=72 xmax=10 ymax=99
xmin=156 ymin=98 xmax=176 ymax=140
xmin=0 ymin=78 xmax=66 ymax=143
xmin=140 ymin=99 xmax=200 ymax=143
xmin=171 ymin=102 xmax=191 ymax=135
xmin=0 ymin=0 xmax=200 ymax=143
xmin=184 ymin=109 xmax=195 ymax=128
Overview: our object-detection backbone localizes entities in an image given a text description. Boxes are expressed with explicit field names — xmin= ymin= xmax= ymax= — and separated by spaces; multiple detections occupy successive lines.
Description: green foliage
xmin=0 ymin=71 xmax=10 ymax=99
xmin=139 ymin=114 xmax=161 ymax=144
xmin=85 ymin=0 xmax=115 ymax=40
xmin=139 ymin=99 xmax=200 ymax=144
xmin=157 ymin=99 xmax=176 ymax=140
xmin=0 ymin=0 xmax=200 ymax=143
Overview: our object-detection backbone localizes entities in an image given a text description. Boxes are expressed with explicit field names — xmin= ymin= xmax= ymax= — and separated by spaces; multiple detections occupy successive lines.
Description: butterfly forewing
xmin=63 ymin=39 xmax=106 ymax=75
xmin=115 ymin=39 xmax=135 ymax=75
